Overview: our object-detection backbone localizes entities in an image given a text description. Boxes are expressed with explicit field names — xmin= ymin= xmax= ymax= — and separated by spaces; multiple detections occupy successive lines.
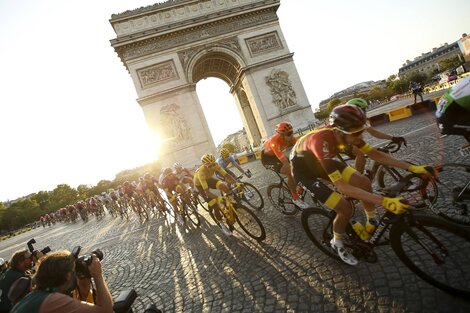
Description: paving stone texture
xmin=1 ymin=113 xmax=469 ymax=313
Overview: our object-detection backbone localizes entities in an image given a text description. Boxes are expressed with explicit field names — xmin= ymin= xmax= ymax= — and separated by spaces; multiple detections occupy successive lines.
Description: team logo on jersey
xmin=322 ymin=141 xmax=330 ymax=154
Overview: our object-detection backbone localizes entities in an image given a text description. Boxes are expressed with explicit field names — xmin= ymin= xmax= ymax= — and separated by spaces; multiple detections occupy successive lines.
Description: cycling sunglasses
xmin=285 ymin=131 xmax=293 ymax=136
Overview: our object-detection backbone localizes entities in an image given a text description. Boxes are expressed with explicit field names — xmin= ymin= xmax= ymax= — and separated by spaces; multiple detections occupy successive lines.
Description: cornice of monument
xmin=137 ymin=83 xmax=197 ymax=107
xmin=112 ymin=7 xmax=279 ymax=67
xmin=110 ymin=0 xmax=280 ymax=36
xmin=111 ymin=0 xmax=195 ymax=20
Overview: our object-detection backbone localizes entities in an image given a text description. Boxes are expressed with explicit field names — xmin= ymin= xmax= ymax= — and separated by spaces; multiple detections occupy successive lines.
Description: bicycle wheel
xmin=390 ymin=214 xmax=470 ymax=297
xmin=195 ymin=193 xmax=210 ymax=212
xmin=267 ymin=184 xmax=299 ymax=215
xmin=238 ymin=182 xmax=264 ymax=211
xmin=433 ymin=163 xmax=470 ymax=226
xmin=184 ymin=202 xmax=201 ymax=227
xmin=301 ymin=207 xmax=341 ymax=261
xmin=376 ymin=165 xmax=438 ymax=208
xmin=234 ymin=205 xmax=266 ymax=241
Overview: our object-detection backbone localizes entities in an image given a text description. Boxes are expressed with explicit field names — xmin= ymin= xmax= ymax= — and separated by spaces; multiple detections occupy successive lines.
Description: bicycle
xmin=265 ymin=168 xmax=310 ymax=216
xmin=216 ymin=169 xmax=264 ymax=211
xmin=175 ymin=188 xmax=201 ymax=228
xmin=338 ymin=141 xmax=438 ymax=209
xmin=301 ymin=173 xmax=470 ymax=297
xmin=209 ymin=194 xmax=266 ymax=242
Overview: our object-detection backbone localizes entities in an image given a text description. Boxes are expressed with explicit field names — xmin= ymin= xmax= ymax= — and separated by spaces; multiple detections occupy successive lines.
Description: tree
xmin=31 ymin=191 xmax=50 ymax=210
xmin=438 ymin=56 xmax=461 ymax=72
xmin=48 ymin=184 xmax=79 ymax=211
xmin=313 ymin=108 xmax=330 ymax=124
xmin=0 ymin=199 xmax=41 ymax=231
xmin=326 ymin=98 xmax=342 ymax=113
xmin=77 ymin=184 xmax=92 ymax=199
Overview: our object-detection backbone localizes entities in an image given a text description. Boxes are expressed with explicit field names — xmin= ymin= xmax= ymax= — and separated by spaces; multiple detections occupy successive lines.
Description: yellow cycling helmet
xmin=201 ymin=153 xmax=216 ymax=164
xmin=220 ymin=148 xmax=230 ymax=159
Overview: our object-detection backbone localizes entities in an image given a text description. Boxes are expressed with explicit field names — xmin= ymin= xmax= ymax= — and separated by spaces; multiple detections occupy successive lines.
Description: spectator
xmin=0 ymin=250 xmax=33 ymax=313
xmin=11 ymin=250 xmax=113 ymax=313
xmin=409 ymin=81 xmax=423 ymax=104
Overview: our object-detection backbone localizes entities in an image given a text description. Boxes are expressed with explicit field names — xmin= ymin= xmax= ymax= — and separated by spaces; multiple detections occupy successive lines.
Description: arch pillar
xmin=138 ymin=84 xmax=216 ymax=167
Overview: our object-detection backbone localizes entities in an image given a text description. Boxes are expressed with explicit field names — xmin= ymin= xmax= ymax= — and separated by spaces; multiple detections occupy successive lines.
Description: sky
xmin=0 ymin=0 xmax=469 ymax=201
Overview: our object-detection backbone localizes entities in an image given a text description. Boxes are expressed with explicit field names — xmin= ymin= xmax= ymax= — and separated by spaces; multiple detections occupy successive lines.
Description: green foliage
xmin=438 ymin=56 xmax=461 ymax=72
xmin=77 ymin=184 xmax=92 ymax=199
xmin=88 ymin=180 xmax=114 ymax=196
xmin=367 ymin=86 xmax=394 ymax=102
xmin=0 ymin=198 xmax=41 ymax=231
xmin=326 ymin=98 xmax=342 ymax=113
xmin=48 ymin=184 xmax=79 ymax=212
xmin=313 ymin=108 xmax=330 ymax=121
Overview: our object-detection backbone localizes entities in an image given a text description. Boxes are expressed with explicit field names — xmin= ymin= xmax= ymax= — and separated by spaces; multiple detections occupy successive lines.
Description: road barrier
xmin=387 ymin=107 xmax=412 ymax=122
xmin=368 ymin=99 xmax=437 ymax=127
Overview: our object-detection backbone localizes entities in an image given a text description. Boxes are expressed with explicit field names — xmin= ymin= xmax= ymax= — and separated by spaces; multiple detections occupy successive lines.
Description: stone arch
xmin=186 ymin=47 xmax=246 ymax=86
xmin=110 ymin=0 xmax=316 ymax=167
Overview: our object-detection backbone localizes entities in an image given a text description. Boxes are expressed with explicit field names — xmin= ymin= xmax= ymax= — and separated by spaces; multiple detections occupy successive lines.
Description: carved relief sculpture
xmin=137 ymin=60 xmax=178 ymax=88
xmin=159 ymin=103 xmax=192 ymax=145
xmin=245 ymin=32 xmax=282 ymax=57
xmin=265 ymin=69 xmax=297 ymax=113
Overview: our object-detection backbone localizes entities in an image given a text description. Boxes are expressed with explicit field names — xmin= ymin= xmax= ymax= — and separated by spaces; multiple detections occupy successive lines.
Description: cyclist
xmin=342 ymin=98 xmax=407 ymax=174
xmin=173 ymin=162 xmax=194 ymax=186
xmin=261 ymin=122 xmax=308 ymax=208
xmin=160 ymin=168 xmax=185 ymax=225
xmin=193 ymin=154 xmax=237 ymax=235
xmin=216 ymin=148 xmax=251 ymax=180
xmin=436 ymin=75 xmax=470 ymax=144
xmin=290 ymin=104 xmax=434 ymax=265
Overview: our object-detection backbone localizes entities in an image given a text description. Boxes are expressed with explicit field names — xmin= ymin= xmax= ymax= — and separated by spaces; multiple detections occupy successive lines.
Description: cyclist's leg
xmin=339 ymin=163 xmax=378 ymax=233
xmin=199 ymin=179 xmax=224 ymax=221
xmin=293 ymin=156 xmax=357 ymax=264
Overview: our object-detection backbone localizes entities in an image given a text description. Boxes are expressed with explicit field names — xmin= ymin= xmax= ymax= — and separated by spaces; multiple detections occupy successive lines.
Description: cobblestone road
xmin=1 ymin=113 xmax=469 ymax=313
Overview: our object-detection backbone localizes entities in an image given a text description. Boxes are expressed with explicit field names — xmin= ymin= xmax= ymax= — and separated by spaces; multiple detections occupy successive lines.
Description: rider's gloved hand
xmin=245 ymin=171 xmax=252 ymax=178
xmin=407 ymin=165 xmax=436 ymax=178
xmin=382 ymin=197 xmax=409 ymax=215
xmin=391 ymin=136 xmax=407 ymax=146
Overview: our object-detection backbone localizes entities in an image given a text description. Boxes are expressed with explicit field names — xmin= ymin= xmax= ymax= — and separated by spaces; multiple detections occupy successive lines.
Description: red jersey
xmin=263 ymin=133 xmax=297 ymax=162
xmin=292 ymin=126 xmax=369 ymax=176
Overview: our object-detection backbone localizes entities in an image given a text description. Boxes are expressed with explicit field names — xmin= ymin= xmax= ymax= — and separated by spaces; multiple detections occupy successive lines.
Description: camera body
xmin=71 ymin=246 xmax=104 ymax=279
xmin=27 ymin=238 xmax=51 ymax=258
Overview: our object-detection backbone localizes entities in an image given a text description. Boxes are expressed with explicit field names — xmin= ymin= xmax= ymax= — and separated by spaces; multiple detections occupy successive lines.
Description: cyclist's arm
xmin=215 ymin=164 xmax=236 ymax=185
xmin=270 ymin=143 xmax=289 ymax=165
xmin=366 ymin=127 xmax=393 ymax=140
xmin=230 ymin=156 xmax=245 ymax=174
xmin=362 ymin=145 xmax=411 ymax=170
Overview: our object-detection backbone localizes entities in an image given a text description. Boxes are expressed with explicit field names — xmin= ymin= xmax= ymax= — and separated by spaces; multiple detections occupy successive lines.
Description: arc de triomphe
xmin=110 ymin=0 xmax=315 ymax=167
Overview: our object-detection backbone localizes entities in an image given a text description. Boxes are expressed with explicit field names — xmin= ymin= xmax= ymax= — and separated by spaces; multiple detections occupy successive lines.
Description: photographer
xmin=0 ymin=250 xmax=33 ymax=313
xmin=11 ymin=250 xmax=112 ymax=313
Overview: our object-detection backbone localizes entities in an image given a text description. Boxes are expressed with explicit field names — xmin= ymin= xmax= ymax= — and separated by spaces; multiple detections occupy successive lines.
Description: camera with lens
xmin=27 ymin=238 xmax=51 ymax=259
xmin=71 ymin=246 xmax=104 ymax=279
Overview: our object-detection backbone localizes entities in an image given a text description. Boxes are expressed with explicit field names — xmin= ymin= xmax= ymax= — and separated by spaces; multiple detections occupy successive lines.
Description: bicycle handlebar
xmin=234 ymin=169 xmax=252 ymax=180
xmin=379 ymin=172 xmax=432 ymax=198
xmin=377 ymin=141 xmax=402 ymax=154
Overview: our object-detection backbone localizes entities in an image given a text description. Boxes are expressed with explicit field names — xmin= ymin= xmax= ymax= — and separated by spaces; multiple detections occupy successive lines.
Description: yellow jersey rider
xmin=193 ymin=154 xmax=236 ymax=235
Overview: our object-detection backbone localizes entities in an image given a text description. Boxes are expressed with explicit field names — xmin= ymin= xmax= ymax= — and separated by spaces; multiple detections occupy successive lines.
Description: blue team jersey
xmin=216 ymin=155 xmax=237 ymax=169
